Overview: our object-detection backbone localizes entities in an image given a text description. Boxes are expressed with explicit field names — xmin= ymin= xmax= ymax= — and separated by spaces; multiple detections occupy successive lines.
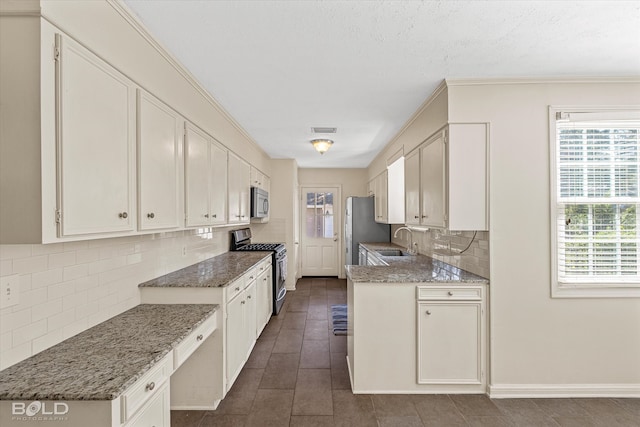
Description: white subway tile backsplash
xmin=0 ymin=227 xmax=231 ymax=369
xmin=32 ymin=329 xmax=63 ymax=354
xmin=0 ymin=342 xmax=31 ymax=370
xmin=12 ymin=319 xmax=47 ymax=347
xmin=13 ymin=255 xmax=48 ymax=274
xmin=32 ymin=298 xmax=63 ymax=322
xmin=0 ymin=308 xmax=32 ymax=334
xmin=31 ymin=268 xmax=64 ymax=289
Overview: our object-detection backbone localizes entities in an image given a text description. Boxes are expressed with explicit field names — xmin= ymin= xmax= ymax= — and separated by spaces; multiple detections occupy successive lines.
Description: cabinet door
xmin=404 ymin=150 xmax=420 ymax=225
xmin=57 ymin=34 xmax=136 ymax=236
xmin=210 ymin=142 xmax=227 ymax=225
xmin=226 ymin=291 xmax=245 ymax=386
xmin=256 ymin=267 xmax=272 ymax=335
xmin=421 ymin=134 xmax=446 ymax=228
xmin=244 ymin=279 xmax=257 ymax=358
xmin=138 ymin=90 xmax=182 ymax=231
xmin=127 ymin=382 xmax=169 ymax=427
xmin=417 ymin=302 xmax=481 ymax=384
xmin=228 ymin=153 xmax=250 ymax=223
xmin=378 ymin=171 xmax=388 ymax=223
xmin=185 ymin=124 xmax=210 ymax=227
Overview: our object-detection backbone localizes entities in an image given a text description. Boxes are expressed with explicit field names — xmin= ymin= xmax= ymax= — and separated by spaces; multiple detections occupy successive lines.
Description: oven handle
xmin=276 ymin=286 xmax=286 ymax=302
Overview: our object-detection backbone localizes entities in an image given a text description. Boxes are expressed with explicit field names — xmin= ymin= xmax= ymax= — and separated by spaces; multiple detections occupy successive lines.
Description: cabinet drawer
xmin=417 ymin=286 xmax=482 ymax=301
xmin=126 ymin=381 xmax=169 ymax=427
xmin=121 ymin=352 xmax=173 ymax=423
xmin=245 ymin=267 xmax=257 ymax=283
xmin=226 ymin=277 xmax=246 ymax=303
xmin=256 ymin=258 xmax=271 ymax=274
xmin=173 ymin=312 xmax=217 ymax=369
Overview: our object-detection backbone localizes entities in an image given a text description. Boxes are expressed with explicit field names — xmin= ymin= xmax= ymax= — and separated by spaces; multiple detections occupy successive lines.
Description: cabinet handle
xmin=247 ymin=295 xmax=252 ymax=299
xmin=118 ymin=212 xmax=128 ymax=219
xmin=236 ymin=215 xmax=241 ymax=218
xmin=447 ymin=291 xmax=453 ymax=296
xmin=414 ymin=215 xmax=419 ymax=219
xmin=145 ymin=382 xmax=155 ymax=391
xmin=249 ymin=276 xmax=254 ymax=279
xmin=235 ymin=287 xmax=240 ymax=291
xmin=197 ymin=334 xmax=204 ymax=341
xmin=241 ymin=215 xmax=246 ymax=218
xmin=212 ymin=214 xmax=217 ymax=218
xmin=204 ymin=214 xmax=209 ymax=218
xmin=241 ymin=300 xmax=246 ymax=305
xmin=147 ymin=213 xmax=155 ymax=219
xmin=426 ymin=310 xmax=431 ymax=315
xmin=422 ymin=215 xmax=427 ymax=218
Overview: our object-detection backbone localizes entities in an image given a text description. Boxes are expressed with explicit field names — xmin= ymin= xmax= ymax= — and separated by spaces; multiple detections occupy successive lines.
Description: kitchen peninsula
xmin=346 ymin=242 xmax=489 ymax=394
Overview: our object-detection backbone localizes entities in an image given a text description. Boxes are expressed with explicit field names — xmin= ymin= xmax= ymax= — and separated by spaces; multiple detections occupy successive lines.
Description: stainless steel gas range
xmin=230 ymin=228 xmax=287 ymax=315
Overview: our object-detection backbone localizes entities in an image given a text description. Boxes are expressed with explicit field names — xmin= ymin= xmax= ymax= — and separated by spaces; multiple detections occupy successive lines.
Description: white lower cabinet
xmin=417 ymin=286 xmax=485 ymax=386
xmin=256 ymin=259 xmax=273 ymax=336
xmin=126 ymin=381 xmax=169 ymax=427
xmin=225 ymin=273 xmax=259 ymax=390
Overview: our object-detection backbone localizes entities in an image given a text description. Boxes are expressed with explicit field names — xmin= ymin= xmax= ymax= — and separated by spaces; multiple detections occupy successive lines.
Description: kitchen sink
xmin=375 ymin=249 xmax=415 ymax=257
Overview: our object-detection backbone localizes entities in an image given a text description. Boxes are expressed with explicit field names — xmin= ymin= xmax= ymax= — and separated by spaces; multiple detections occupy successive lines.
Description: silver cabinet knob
xmin=118 ymin=212 xmax=128 ymax=219
xmin=235 ymin=287 xmax=240 ymax=291
xmin=247 ymin=295 xmax=252 ymax=299
xmin=197 ymin=334 xmax=203 ymax=341
xmin=422 ymin=215 xmax=427 ymax=218
xmin=414 ymin=215 xmax=419 ymax=219
xmin=426 ymin=310 xmax=432 ymax=315
xmin=147 ymin=213 xmax=155 ymax=219
xmin=249 ymin=276 xmax=254 ymax=279
xmin=447 ymin=291 xmax=453 ymax=296
xmin=204 ymin=214 xmax=209 ymax=218
xmin=145 ymin=381 xmax=155 ymax=391
xmin=212 ymin=214 xmax=217 ymax=218
xmin=241 ymin=300 xmax=246 ymax=305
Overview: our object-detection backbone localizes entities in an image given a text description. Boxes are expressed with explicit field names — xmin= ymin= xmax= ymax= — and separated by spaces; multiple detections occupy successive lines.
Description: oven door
xmin=251 ymin=187 xmax=269 ymax=218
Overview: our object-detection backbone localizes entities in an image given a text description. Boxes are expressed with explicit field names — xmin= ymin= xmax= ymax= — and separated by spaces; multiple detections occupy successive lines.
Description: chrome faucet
xmin=393 ymin=226 xmax=417 ymax=255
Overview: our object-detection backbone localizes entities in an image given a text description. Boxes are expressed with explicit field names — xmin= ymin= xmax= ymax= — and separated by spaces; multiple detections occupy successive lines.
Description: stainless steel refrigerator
xmin=344 ymin=197 xmax=390 ymax=265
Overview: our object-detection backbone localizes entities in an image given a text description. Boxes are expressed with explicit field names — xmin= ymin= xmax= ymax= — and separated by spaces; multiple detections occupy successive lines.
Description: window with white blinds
xmin=550 ymin=108 xmax=640 ymax=297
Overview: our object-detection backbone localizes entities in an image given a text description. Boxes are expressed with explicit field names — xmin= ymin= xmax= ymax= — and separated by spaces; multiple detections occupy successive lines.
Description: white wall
xmin=298 ymin=168 xmax=368 ymax=278
xmin=448 ymin=80 xmax=640 ymax=393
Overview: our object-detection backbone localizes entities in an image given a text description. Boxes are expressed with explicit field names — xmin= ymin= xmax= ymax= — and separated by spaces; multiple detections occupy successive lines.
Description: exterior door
xmin=301 ymin=187 xmax=340 ymax=276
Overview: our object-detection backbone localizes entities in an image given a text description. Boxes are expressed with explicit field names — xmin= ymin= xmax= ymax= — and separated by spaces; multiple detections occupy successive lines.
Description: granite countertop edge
xmin=349 ymin=242 xmax=489 ymax=284
xmin=139 ymin=251 xmax=271 ymax=288
xmin=0 ymin=304 xmax=219 ymax=401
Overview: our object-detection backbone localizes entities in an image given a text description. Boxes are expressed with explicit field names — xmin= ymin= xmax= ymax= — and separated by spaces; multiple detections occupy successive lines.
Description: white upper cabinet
xmin=405 ymin=124 xmax=488 ymax=231
xmin=374 ymin=170 xmax=388 ymax=223
xmin=210 ymin=142 xmax=228 ymax=225
xmin=185 ymin=123 xmax=228 ymax=227
xmin=56 ymin=33 xmax=136 ymax=237
xmin=137 ymin=90 xmax=183 ymax=231
xmin=404 ymin=150 xmax=421 ymax=226
xmin=421 ymin=132 xmax=446 ymax=228
xmin=250 ymin=167 xmax=269 ymax=192
xmin=371 ymin=159 xmax=405 ymax=225
xmin=228 ymin=153 xmax=251 ymax=224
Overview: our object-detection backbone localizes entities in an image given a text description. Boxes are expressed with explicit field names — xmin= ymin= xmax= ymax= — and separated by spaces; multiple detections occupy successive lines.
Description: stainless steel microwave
xmin=251 ymin=187 xmax=269 ymax=218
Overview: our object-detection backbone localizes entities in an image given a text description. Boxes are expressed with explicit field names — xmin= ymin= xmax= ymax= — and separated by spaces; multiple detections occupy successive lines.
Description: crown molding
xmin=106 ymin=0 xmax=268 ymax=158
xmin=367 ymin=79 xmax=447 ymax=169
xmin=446 ymin=76 xmax=640 ymax=86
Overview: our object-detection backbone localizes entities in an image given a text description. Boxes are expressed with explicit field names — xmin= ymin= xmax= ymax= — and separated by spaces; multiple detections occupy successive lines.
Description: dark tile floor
xmin=172 ymin=277 xmax=640 ymax=427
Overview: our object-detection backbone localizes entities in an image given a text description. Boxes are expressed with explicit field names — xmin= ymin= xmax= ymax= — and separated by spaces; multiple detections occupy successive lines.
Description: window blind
xmin=555 ymin=116 xmax=640 ymax=283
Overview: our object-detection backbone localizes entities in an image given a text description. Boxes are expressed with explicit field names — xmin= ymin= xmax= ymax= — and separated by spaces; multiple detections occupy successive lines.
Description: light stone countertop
xmin=0 ymin=304 xmax=217 ymax=401
xmin=346 ymin=242 xmax=488 ymax=284
xmin=139 ymin=251 xmax=271 ymax=288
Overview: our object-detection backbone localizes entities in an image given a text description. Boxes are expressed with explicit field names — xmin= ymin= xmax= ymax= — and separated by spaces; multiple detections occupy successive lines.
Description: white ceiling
xmin=123 ymin=0 xmax=640 ymax=168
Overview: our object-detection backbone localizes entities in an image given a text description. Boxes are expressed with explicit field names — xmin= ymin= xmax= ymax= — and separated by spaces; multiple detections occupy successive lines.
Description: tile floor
xmin=172 ymin=277 xmax=640 ymax=427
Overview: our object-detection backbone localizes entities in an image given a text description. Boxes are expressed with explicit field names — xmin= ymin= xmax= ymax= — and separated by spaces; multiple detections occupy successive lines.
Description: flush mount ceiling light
xmin=310 ymin=138 xmax=334 ymax=155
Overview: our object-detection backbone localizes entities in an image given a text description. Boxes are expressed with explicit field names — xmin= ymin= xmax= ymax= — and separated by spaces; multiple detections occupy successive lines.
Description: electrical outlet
xmin=0 ymin=274 xmax=20 ymax=309
xmin=182 ymin=246 xmax=187 ymax=257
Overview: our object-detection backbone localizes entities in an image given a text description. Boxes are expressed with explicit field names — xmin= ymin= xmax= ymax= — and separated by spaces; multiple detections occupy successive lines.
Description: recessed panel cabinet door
xmin=138 ymin=91 xmax=182 ymax=231
xmin=225 ymin=292 xmax=245 ymax=388
xmin=421 ymin=134 xmax=446 ymax=228
xmin=57 ymin=34 xmax=136 ymax=236
xmin=210 ymin=142 xmax=227 ymax=225
xmin=404 ymin=150 xmax=420 ymax=225
xmin=185 ymin=124 xmax=210 ymax=227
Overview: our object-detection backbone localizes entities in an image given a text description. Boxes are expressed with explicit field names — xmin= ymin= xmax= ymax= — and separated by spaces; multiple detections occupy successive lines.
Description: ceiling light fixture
xmin=310 ymin=138 xmax=334 ymax=155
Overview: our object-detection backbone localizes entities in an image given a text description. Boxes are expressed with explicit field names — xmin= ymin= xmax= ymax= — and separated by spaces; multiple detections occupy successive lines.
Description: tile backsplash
xmin=391 ymin=226 xmax=490 ymax=279
xmin=0 ymin=227 xmax=235 ymax=370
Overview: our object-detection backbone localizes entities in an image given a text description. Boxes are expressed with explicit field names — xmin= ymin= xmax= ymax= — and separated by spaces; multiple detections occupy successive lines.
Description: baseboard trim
xmin=488 ymin=384 xmax=640 ymax=398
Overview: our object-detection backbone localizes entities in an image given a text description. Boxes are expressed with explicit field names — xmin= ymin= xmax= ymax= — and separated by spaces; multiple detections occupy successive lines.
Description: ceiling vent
xmin=311 ymin=127 xmax=337 ymax=134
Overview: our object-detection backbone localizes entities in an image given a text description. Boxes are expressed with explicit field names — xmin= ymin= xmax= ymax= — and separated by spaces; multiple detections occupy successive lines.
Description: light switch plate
xmin=0 ymin=274 xmax=20 ymax=309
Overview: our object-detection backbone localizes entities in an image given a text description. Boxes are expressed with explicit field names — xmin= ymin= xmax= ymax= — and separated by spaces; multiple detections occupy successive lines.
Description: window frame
xmin=549 ymin=106 xmax=640 ymax=298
